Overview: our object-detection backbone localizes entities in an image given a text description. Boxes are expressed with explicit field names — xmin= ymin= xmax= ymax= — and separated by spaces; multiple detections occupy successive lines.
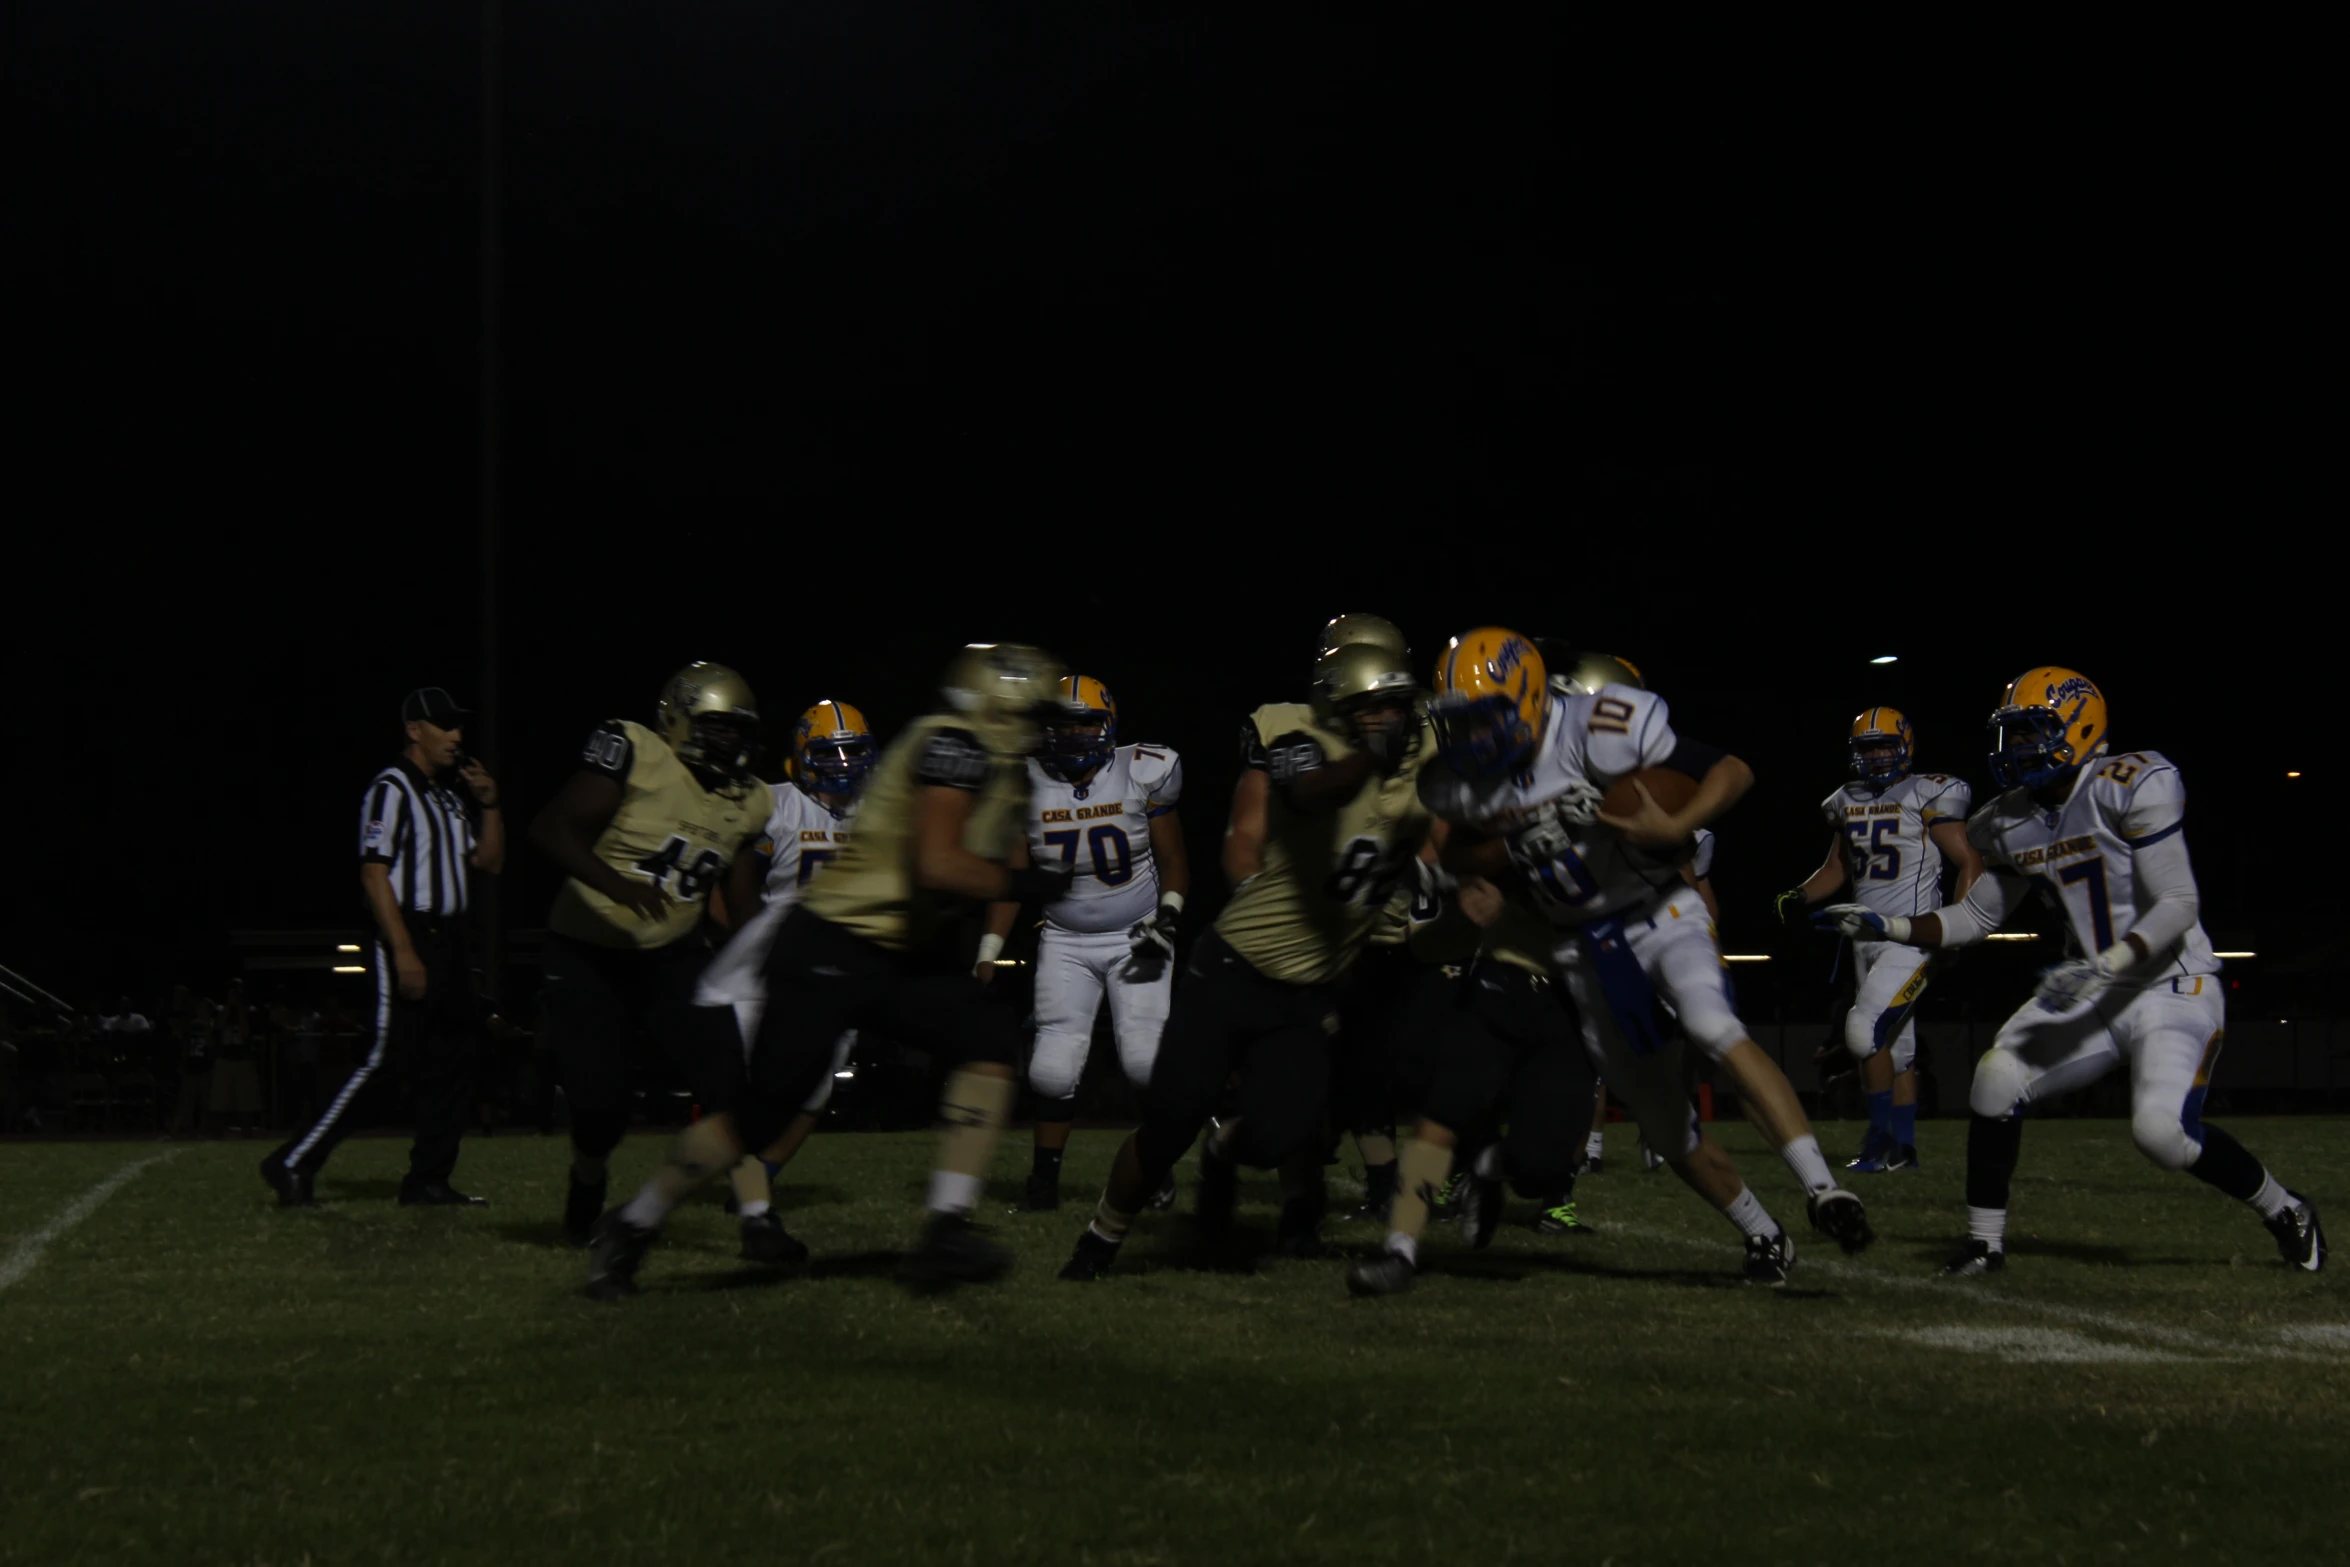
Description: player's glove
xmin=1550 ymin=777 xmax=1605 ymax=828
xmin=1815 ymin=903 xmax=1910 ymax=943
xmin=1774 ymin=887 xmax=1811 ymax=927
xmin=2030 ymin=955 xmax=2115 ymax=1015
xmin=1007 ymin=861 xmax=1077 ymax=906
xmin=1504 ymin=809 xmax=1577 ymax=873
xmin=1128 ymin=901 xmax=1181 ymax=967
xmin=1411 ymin=855 xmax=1458 ymax=902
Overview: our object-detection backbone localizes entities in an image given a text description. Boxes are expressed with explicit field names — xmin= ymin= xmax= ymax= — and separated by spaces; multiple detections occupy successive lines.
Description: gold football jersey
xmin=1216 ymin=702 xmax=1432 ymax=985
xmin=803 ymin=713 xmax=1030 ymax=951
xmin=548 ymin=720 xmax=772 ymax=950
xmin=1479 ymin=900 xmax=1555 ymax=977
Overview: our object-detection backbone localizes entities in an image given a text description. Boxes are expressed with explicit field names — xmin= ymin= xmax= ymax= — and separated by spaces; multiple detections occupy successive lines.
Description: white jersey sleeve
xmin=1918 ymin=774 xmax=1974 ymax=829
xmin=2114 ymin=756 xmax=2186 ymax=844
xmin=1130 ymin=744 xmax=1184 ymax=815
xmin=1581 ymin=685 xmax=1677 ymax=779
xmin=755 ymin=784 xmax=799 ymax=896
xmin=1690 ymin=828 xmax=1717 ymax=882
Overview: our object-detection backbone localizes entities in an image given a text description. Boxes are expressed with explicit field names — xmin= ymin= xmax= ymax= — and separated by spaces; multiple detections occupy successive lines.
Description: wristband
xmin=1158 ymin=891 xmax=1185 ymax=916
xmin=975 ymin=933 xmax=1006 ymax=967
xmin=2095 ymin=939 xmax=2137 ymax=975
xmin=1884 ymin=915 xmax=1913 ymax=943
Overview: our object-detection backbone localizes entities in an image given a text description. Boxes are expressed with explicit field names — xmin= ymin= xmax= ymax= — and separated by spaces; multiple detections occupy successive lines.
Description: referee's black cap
xmin=402 ymin=687 xmax=473 ymax=726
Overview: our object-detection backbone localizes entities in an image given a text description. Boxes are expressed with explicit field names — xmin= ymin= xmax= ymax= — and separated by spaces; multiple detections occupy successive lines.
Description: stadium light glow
xmin=1869 ymin=655 xmax=1898 ymax=664
xmin=1722 ymin=954 xmax=1771 ymax=963
xmin=2214 ymin=951 xmax=2255 ymax=959
xmin=833 ymin=1069 xmax=855 ymax=1080
xmin=335 ymin=944 xmax=361 ymax=953
xmin=331 ymin=965 xmax=366 ymax=974
xmin=2286 ymin=771 xmax=2301 ymax=778
xmin=1985 ymin=932 xmax=2039 ymax=941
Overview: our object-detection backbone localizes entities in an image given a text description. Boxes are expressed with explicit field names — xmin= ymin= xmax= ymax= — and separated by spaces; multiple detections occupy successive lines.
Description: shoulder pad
xmin=1262 ymin=730 xmax=1327 ymax=787
xmin=913 ymin=727 xmax=991 ymax=790
xmin=578 ymin=721 xmax=635 ymax=781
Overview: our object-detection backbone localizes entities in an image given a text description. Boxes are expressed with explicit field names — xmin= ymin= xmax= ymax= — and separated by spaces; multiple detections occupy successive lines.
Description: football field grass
xmin=2 ymin=1118 xmax=2343 ymax=1566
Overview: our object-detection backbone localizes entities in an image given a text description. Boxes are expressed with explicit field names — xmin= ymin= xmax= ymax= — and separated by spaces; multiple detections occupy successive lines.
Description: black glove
xmin=1007 ymin=862 xmax=1076 ymax=906
xmin=1773 ymin=887 xmax=1811 ymax=928
xmin=1127 ymin=901 xmax=1181 ymax=966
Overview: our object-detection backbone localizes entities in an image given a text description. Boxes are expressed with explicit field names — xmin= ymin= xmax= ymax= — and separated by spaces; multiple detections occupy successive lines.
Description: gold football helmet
xmin=1988 ymin=666 xmax=2108 ymax=790
xmin=1318 ymin=612 xmax=1410 ymax=660
xmin=656 ymin=661 xmax=761 ymax=781
xmin=1546 ymin=648 xmax=1646 ymax=696
xmin=941 ymin=643 xmax=1069 ymax=752
xmin=1310 ymin=639 xmax=1419 ymax=745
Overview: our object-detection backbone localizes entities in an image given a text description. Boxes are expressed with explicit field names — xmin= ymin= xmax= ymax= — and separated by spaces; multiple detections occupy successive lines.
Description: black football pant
xmin=737 ymin=909 xmax=1019 ymax=1154
xmin=1332 ymin=943 xmax=1467 ymax=1136
xmin=1132 ymin=930 xmax=1340 ymax=1180
xmin=1422 ymin=958 xmax=1597 ymax=1200
xmin=275 ymin=917 xmax=478 ymax=1185
xmin=544 ymin=931 xmax=730 ymax=1162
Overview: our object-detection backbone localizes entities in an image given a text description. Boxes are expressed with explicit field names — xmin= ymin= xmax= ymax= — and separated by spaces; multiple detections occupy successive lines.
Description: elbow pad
xmin=2122 ymin=832 xmax=2201 ymax=957
xmin=1933 ymin=886 xmax=2002 ymax=948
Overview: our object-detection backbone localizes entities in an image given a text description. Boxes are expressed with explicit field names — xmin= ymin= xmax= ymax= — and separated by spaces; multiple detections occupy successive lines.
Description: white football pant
xmin=1844 ymin=940 xmax=1934 ymax=1073
xmin=1027 ymin=925 xmax=1171 ymax=1102
xmin=1970 ymin=975 xmax=2226 ymax=1172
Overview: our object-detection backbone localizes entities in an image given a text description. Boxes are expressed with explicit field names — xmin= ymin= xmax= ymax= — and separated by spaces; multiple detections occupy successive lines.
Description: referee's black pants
xmin=273 ymin=918 xmax=478 ymax=1185
xmin=737 ymin=908 xmax=1020 ymax=1155
xmin=1421 ymin=958 xmax=1597 ymax=1200
xmin=1132 ymin=929 xmax=1339 ymax=1180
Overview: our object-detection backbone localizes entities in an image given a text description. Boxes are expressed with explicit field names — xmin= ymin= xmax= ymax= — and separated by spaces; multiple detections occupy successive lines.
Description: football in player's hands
xmin=1596 ymin=769 xmax=1701 ymax=848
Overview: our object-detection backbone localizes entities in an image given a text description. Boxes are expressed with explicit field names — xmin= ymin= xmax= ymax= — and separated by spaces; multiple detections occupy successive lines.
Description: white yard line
xmin=0 ymin=1150 xmax=182 ymax=1294
xmin=1602 ymin=1219 xmax=2334 ymax=1361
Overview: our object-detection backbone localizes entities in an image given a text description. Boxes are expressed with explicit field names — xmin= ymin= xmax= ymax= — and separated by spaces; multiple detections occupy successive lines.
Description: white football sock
xmin=926 ymin=1169 xmax=982 ymax=1216
xmin=1384 ymin=1232 xmax=1419 ymax=1266
xmin=1779 ymin=1134 xmax=1836 ymax=1195
xmin=619 ymin=1182 xmax=674 ymax=1230
xmin=1586 ymin=1131 xmax=1605 ymax=1157
xmin=2248 ymin=1174 xmax=2294 ymax=1220
xmin=1721 ymin=1184 xmax=1777 ymax=1240
xmin=1967 ymin=1205 xmax=2007 ymax=1249
xmin=1474 ymin=1144 xmax=1504 ymax=1179
xmin=737 ymin=1199 xmax=771 ymax=1220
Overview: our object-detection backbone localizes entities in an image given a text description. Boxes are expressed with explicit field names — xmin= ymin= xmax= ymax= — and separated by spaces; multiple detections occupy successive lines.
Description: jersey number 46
xmin=634 ymin=835 xmax=724 ymax=901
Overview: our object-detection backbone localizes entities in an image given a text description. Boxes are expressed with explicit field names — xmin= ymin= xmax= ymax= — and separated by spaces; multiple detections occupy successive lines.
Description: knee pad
xmin=568 ymin=1107 xmax=629 ymax=1161
xmin=1969 ymin=1049 xmax=2030 ymax=1120
xmin=2131 ymin=1106 xmax=2201 ymax=1172
xmin=1026 ymin=1030 xmax=1086 ymax=1100
xmin=1843 ymin=1009 xmax=1880 ymax=1062
xmin=1031 ymin=1092 xmax=1078 ymax=1126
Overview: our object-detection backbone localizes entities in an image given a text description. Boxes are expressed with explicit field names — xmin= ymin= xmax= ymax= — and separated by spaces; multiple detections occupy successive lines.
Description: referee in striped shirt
xmin=263 ymin=687 xmax=506 ymax=1207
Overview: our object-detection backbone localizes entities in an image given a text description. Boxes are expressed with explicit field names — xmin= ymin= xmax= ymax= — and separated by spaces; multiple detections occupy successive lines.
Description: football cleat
xmin=1431 ymin=1170 xmax=1469 ymax=1217
xmin=1348 ymin=1161 xmax=1398 ymax=1223
xmin=1807 ymin=1188 xmax=1876 ymax=1254
xmin=1640 ymin=1140 xmax=1665 ymax=1173
xmin=1020 ymin=1172 xmax=1061 ymax=1213
xmin=1534 ymin=1202 xmax=1587 ymax=1235
xmin=2265 ymin=1192 xmax=2326 ymax=1273
xmin=1274 ymin=1190 xmax=1329 ymax=1260
xmin=1846 ymin=1128 xmax=1894 ymax=1171
xmin=1583 ymin=1150 xmax=1604 ymax=1177
xmin=398 ymin=1181 xmax=486 ymax=1207
xmin=1743 ymin=1228 xmax=1795 ymax=1286
xmin=898 ymin=1213 xmax=1014 ymax=1294
xmin=738 ymin=1212 xmax=809 ymax=1270
xmin=1458 ymin=1170 xmax=1504 ymax=1251
xmin=563 ymin=1171 xmax=607 ymax=1248
xmin=584 ymin=1209 xmax=657 ymax=1301
xmin=1881 ymin=1143 xmax=1920 ymax=1173
xmin=259 ymin=1151 xmax=317 ymax=1209
xmin=1058 ymin=1227 xmax=1122 ymax=1282
xmin=1345 ymin=1251 xmax=1417 ymax=1298
xmin=1942 ymin=1239 xmax=2007 ymax=1277
xmin=1148 ymin=1171 xmax=1179 ymax=1211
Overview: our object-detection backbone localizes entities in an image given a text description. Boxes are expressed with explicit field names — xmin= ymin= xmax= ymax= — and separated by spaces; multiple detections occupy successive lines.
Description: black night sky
xmin=11 ymin=9 xmax=2334 ymax=1012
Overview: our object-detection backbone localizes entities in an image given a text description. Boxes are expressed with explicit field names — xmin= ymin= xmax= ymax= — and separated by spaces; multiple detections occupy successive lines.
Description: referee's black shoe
xmin=585 ymin=1209 xmax=657 ymax=1301
xmin=563 ymin=1171 xmax=607 ymax=1247
xmin=399 ymin=1179 xmax=487 ymax=1207
xmin=259 ymin=1149 xmax=317 ymax=1208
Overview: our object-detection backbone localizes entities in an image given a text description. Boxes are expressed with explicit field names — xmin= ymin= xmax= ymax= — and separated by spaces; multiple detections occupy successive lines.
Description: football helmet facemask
xmin=1310 ymin=640 xmax=1419 ymax=755
xmin=1429 ymin=627 xmax=1547 ymax=778
xmin=1987 ymin=666 xmax=2109 ymax=791
xmin=793 ymin=699 xmax=875 ymax=798
xmin=1041 ymin=674 xmax=1117 ymax=781
xmin=1849 ymin=705 xmax=1914 ymax=783
xmin=657 ymin=661 xmax=761 ymax=784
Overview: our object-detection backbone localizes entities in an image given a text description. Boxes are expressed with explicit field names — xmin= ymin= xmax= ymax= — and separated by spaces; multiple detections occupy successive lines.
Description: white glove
xmin=1817 ymin=903 xmax=1911 ymax=943
xmin=1412 ymin=856 xmax=1458 ymax=901
xmin=1550 ymin=777 xmax=1605 ymax=828
xmin=2031 ymin=954 xmax=2115 ymax=1015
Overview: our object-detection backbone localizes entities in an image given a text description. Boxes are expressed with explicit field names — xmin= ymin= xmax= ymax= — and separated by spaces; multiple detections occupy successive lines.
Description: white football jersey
xmin=1821 ymin=772 xmax=1973 ymax=917
xmin=1691 ymin=827 xmax=1717 ymax=882
xmin=1968 ymin=750 xmax=2217 ymax=982
xmin=1026 ymin=743 xmax=1183 ymax=934
xmin=755 ymin=782 xmax=857 ymax=913
xmin=1418 ymin=686 xmax=1688 ymax=927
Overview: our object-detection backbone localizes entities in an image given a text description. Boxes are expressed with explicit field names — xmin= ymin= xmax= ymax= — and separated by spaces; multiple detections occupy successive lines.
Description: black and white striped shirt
xmin=358 ymin=760 xmax=479 ymax=916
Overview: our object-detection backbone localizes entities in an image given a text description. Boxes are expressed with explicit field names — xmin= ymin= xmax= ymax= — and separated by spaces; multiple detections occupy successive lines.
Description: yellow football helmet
xmin=792 ymin=699 xmax=875 ymax=797
xmin=1318 ymin=612 xmax=1410 ymax=660
xmin=1042 ymin=674 xmax=1118 ymax=781
xmin=1988 ymin=666 xmax=2109 ymax=790
xmin=1849 ymin=705 xmax=1914 ymax=783
xmin=656 ymin=661 xmax=760 ymax=781
xmin=1429 ymin=627 xmax=1547 ymax=777
xmin=941 ymin=643 xmax=1069 ymax=752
